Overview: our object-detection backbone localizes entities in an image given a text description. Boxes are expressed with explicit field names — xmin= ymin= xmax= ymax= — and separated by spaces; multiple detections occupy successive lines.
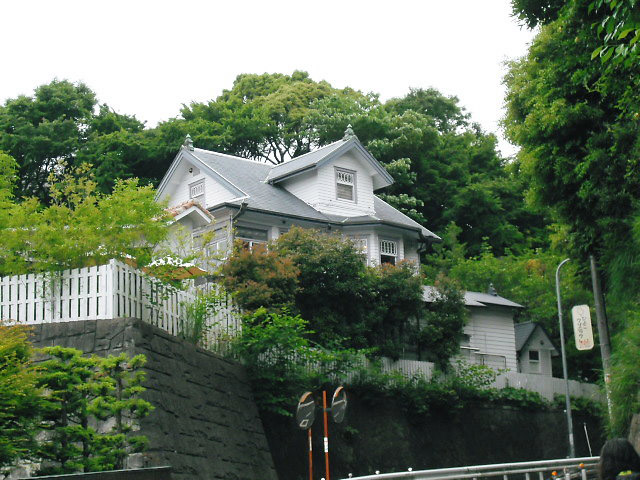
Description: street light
xmin=556 ymin=258 xmax=575 ymax=457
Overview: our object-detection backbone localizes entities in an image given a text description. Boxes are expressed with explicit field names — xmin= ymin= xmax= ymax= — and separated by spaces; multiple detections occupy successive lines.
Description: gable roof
xmin=514 ymin=321 xmax=559 ymax=354
xmin=423 ymin=286 xmax=523 ymax=309
xmin=157 ymin=142 xmax=440 ymax=241
xmin=264 ymin=137 xmax=394 ymax=190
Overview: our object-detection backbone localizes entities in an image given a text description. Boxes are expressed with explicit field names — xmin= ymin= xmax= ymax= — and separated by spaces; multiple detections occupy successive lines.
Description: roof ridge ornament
xmin=488 ymin=283 xmax=498 ymax=296
xmin=342 ymin=124 xmax=358 ymax=141
xmin=183 ymin=134 xmax=194 ymax=151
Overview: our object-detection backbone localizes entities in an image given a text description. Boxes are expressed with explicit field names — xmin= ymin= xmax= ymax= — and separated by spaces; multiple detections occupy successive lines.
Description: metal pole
xmin=323 ymin=390 xmax=330 ymax=480
xmin=308 ymin=428 xmax=314 ymax=480
xmin=556 ymin=258 xmax=575 ymax=458
xmin=589 ymin=255 xmax=613 ymax=417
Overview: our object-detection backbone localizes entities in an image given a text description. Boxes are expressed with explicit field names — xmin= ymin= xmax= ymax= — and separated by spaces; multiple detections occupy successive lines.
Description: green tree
xmin=0 ymin=160 xmax=170 ymax=276
xmin=229 ymin=308 xmax=358 ymax=415
xmin=90 ymin=354 xmax=153 ymax=471
xmin=0 ymin=80 xmax=161 ymax=199
xmin=418 ymin=275 xmax=468 ymax=369
xmin=220 ymin=242 xmax=299 ymax=312
xmin=0 ymin=324 xmax=41 ymax=470
xmin=36 ymin=347 xmax=101 ymax=475
xmin=0 ymin=80 xmax=95 ymax=201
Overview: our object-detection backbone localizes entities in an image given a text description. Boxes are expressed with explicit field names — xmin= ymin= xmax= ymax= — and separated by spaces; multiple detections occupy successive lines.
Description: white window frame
xmin=335 ymin=167 xmax=356 ymax=202
xmin=235 ymin=225 xmax=269 ymax=251
xmin=379 ymin=239 xmax=398 ymax=265
xmin=528 ymin=350 xmax=540 ymax=373
xmin=189 ymin=179 xmax=205 ymax=199
xmin=348 ymin=236 xmax=369 ymax=261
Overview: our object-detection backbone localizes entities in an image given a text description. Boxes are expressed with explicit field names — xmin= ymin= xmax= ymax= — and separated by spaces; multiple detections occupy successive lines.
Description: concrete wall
xmin=262 ymin=394 xmax=605 ymax=480
xmin=28 ymin=319 xmax=277 ymax=480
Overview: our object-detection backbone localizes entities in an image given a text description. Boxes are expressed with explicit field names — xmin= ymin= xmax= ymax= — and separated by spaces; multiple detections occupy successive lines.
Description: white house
xmin=514 ymin=322 xmax=559 ymax=376
xmin=423 ymin=285 xmax=524 ymax=371
xmin=156 ymin=130 xmax=440 ymax=266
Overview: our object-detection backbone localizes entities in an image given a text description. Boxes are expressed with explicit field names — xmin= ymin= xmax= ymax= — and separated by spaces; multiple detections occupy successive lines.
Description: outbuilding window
xmin=336 ymin=168 xmax=355 ymax=202
xmin=529 ymin=350 xmax=540 ymax=372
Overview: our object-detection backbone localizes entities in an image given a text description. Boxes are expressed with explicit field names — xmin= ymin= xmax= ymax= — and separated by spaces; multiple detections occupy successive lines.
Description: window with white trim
xmin=336 ymin=168 xmax=355 ymax=201
xmin=379 ymin=239 xmax=397 ymax=265
xmin=189 ymin=180 xmax=205 ymax=199
xmin=348 ymin=236 xmax=368 ymax=261
xmin=528 ymin=350 xmax=540 ymax=373
xmin=236 ymin=226 xmax=268 ymax=251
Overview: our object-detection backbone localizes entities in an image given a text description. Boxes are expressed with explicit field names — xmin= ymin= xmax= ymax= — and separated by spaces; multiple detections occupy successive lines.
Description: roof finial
xmin=183 ymin=134 xmax=194 ymax=151
xmin=488 ymin=283 xmax=498 ymax=296
xmin=343 ymin=124 xmax=358 ymax=141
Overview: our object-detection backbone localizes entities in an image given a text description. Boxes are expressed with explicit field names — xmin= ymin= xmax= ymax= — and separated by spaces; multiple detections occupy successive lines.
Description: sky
xmin=0 ymin=0 xmax=535 ymax=156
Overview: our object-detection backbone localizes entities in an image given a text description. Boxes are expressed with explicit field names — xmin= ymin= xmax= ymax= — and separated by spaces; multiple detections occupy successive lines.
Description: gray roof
xmin=192 ymin=149 xmax=330 ymax=221
xmin=514 ymin=322 xmax=559 ymax=354
xmin=514 ymin=322 xmax=537 ymax=351
xmin=265 ymin=140 xmax=345 ymax=183
xmin=187 ymin=146 xmax=439 ymax=239
xmin=423 ymin=286 xmax=523 ymax=309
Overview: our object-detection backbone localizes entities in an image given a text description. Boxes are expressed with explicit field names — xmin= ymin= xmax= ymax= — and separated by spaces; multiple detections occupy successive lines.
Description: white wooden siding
xmin=162 ymin=163 xmax=237 ymax=209
xmin=280 ymin=170 xmax=318 ymax=208
xmin=314 ymin=153 xmax=375 ymax=216
xmin=518 ymin=328 xmax=555 ymax=376
xmin=465 ymin=307 xmax=518 ymax=371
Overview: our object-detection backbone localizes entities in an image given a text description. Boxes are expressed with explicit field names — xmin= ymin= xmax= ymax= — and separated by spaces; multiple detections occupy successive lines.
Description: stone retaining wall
xmin=29 ymin=319 xmax=277 ymax=480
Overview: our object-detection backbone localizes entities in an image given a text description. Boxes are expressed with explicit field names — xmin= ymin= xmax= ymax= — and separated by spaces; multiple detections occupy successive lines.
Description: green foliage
xmin=589 ymin=0 xmax=640 ymax=68
xmin=34 ymin=349 xmax=152 ymax=474
xmin=179 ymin=287 xmax=227 ymax=346
xmin=0 ymin=160 xmax=170 ymax=276
xmin=222 ymin=228 xmax=454 ymax=362
xmin=0 ymin=80 xmax=163 ymax=199
xmin=608 ymin=318 xmax=640 ymax=436
xmin=417 ymin=275 xmax=468 ymax=369
xmin=348 ymin=362 xmax=553 ymax=416
xmin=425 ymin=233 xmax=598 ymax=380
xmin=229 ymin=308 xmax=359 ymax=416
xmin=220 ymin=241 xmax=299 ymax=312
xmin=90 ymin=353 xmax=153 ymax=471
xmin=36 ymin=347 xmax=101 ymax=475
xmin=505 ymin=0 xmax=640 ymax=425
xmin=0 ymin=324 xmax=41 ymax=469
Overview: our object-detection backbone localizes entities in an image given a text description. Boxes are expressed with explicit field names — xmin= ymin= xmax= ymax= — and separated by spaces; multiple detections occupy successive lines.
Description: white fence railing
xmin=0 ymin=259 xmax=239 ymax=348
xmin=375 ymin=358 xmax=603 ymax=402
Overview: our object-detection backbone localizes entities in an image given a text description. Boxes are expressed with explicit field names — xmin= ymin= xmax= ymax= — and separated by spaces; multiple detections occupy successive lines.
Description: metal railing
xmin=342 ymin=456 xmax=600 ymax=480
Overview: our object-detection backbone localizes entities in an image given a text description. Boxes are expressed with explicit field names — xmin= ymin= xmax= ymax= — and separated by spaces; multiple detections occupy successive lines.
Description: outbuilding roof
xmin=514 ymin=321 xmax=559 ymax=355
xmin=423 ymin=285 xmax=524 ymax=309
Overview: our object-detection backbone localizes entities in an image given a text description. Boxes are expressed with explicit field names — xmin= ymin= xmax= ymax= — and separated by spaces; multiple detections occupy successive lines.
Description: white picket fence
xmin=0 ymin=259 xmax=239 ymax=347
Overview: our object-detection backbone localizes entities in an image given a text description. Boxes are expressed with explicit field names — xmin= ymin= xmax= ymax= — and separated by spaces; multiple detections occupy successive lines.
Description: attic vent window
xmin=189 ymin=180 xmax=205 ymax=199
xmin=336 ymin=168 xmax=355 ymax=201
xmin=379 ymin=239 xmax=397 ymax=265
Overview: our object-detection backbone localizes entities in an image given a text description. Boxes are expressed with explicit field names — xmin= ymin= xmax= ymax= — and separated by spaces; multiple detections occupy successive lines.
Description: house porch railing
xmin=0 ymin=259 xmax=239 ymax=348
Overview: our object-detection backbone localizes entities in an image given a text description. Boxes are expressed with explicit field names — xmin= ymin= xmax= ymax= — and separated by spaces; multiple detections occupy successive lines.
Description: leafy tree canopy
xmin=0 ymin=324 xmax=41 ymax=469
xmin=0 ymin=153 xmax=170 ymax=276
xmin=221 ymin=227 xmax=466 ymax=363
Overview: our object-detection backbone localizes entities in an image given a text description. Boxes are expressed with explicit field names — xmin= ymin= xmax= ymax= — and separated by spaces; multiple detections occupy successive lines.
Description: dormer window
xmin=336 ymin=168 xmax=356 ymax=202
xmin=189 ymin=180 xmax=205 ymax=199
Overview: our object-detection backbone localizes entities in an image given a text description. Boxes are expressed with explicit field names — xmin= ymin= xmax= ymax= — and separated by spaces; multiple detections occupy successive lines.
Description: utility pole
xmin=589 ymin=255 xmax=613 ymax=416
xmin=556 ymin=258 xmax=575 ymax=458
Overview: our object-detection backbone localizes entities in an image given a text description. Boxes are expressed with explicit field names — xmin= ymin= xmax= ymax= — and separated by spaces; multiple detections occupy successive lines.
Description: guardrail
xmin=342 ymin=456 xmax=600 ymax=480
